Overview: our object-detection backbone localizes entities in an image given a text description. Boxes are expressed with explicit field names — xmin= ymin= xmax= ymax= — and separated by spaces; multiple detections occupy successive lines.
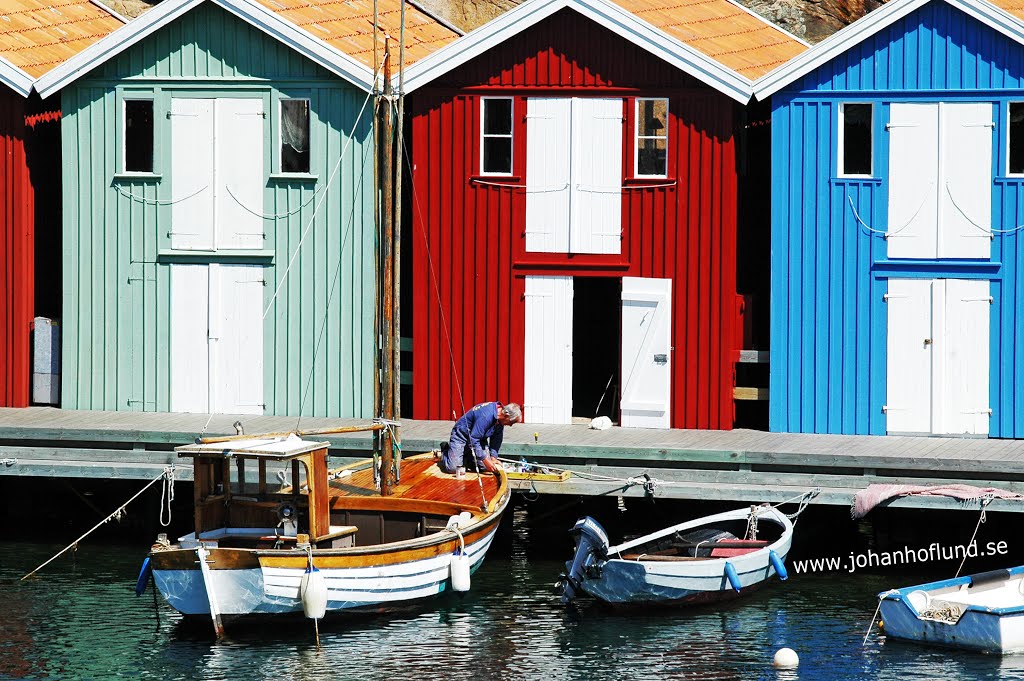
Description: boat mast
xmin=377 ymin=39 xmax=399 ymax=496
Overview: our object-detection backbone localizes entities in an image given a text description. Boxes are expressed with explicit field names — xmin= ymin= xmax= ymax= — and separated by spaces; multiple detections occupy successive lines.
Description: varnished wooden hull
xmin=150 ymin=454 xmax=510 ymax=616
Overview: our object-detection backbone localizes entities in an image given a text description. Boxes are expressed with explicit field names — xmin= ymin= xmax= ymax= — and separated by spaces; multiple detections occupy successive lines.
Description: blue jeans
xmin=441 ymin=438 xmax=475 ymax=474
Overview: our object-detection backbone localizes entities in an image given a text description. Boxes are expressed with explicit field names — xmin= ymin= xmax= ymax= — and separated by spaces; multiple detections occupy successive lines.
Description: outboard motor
xmin=557 ymin=516 xmax=610 ymax=604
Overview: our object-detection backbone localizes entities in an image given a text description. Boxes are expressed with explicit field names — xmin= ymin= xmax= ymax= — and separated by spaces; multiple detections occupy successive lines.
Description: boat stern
xmin=557 ymin=516 xmax=610 ymax=604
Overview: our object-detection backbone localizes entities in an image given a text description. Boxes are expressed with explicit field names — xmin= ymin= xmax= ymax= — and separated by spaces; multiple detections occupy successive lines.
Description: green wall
xmin=60 ymin=3 xmax=376 ymax=417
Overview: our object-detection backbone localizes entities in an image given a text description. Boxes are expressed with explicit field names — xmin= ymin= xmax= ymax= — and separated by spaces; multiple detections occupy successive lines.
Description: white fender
xmin=299 ymin=567 xmax=328 ymax=619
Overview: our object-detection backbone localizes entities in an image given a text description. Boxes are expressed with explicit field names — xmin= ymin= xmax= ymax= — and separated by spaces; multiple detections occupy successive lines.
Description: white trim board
xmin=35 ymin=0 xmax=377 ymax=98
xmin=0 ymin=57 xmax=33 ymax=97
xmin=753 ymin=0 xmax=1024 ymax=100
xmin=399 ymin=0 xmax=758 ymax=104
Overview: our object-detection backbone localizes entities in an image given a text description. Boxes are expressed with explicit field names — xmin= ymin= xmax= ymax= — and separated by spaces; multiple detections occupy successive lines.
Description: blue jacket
xmin=450 ymin=402 xmax=505 ymax=462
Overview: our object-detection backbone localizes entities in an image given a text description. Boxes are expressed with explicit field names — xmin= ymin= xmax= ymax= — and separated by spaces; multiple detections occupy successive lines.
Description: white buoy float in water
xmin=447 ymin=515 xmax=471 ymax=592
xmin=773 ymin=648 xmax=799 ymax=669
xmin=300 ymin=564 xmax=328 ymax=619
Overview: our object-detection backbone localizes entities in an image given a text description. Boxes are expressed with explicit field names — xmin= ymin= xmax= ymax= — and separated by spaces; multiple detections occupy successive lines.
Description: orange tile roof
xmin=254 ymin=0 xmax=460 ymax=70
xmin=0 ymin=0 xmax=123 ymax=77
xmin=986 ymin=0 xmax=1024 ymax=21
xmin=617 ymin=0 xmax=807 ymax=79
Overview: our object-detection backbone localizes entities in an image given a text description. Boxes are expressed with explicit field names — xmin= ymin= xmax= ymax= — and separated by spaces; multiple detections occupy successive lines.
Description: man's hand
xmin=480 ymin=456 xmax=501 ymax=473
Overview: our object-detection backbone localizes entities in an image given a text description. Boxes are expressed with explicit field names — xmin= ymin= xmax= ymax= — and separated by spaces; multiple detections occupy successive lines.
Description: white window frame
xmin=838 ymin=102 xmax=873 ymax=178
xmin=122 ymin=97 xmax=155 ymax=174
xmin=278 ymin=97 xmax=311 ymax=175
xmin=1007 ymin=101 xmax=1024 ymax=176
xmin=634 ymin=98 xmax=669 ymax=178
xmin=480 ymin=96 xmax=514 ymax=176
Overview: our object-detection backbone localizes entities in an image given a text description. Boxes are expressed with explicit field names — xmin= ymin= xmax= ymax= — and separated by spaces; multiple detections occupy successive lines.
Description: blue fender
xmin=769 ymin=550 xmax=788 ymax=581
xmin=724 ymin=561 xmax=741 ymax=592
xmin=135 ymin=556 xmax=153 ymax=596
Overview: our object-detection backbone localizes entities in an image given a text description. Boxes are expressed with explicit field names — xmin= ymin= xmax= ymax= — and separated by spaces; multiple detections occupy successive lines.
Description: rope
xmin=945 ymin=182 xmax=1023 ymax=235
xmin=847 ymin=190 xmax=930 ymax=237
xmin=160 ymin=466 xmax=176 ymax=527
xmin=955 ymin=496 xmax=992 ymax=578
xmin=115 ymin=183 xmax=208 ymax=206
xmin=225 ymin=183 xmax=325 ymax=220
xmin=402 ymin=136 xmax=465 ymax=414
xmin=21 ymin=467 xmax=177 ymax=581
xmin=863 ymin=590 xmax=899 ymax=645
xmin=263 ymin=66 xmax=382 ymax=321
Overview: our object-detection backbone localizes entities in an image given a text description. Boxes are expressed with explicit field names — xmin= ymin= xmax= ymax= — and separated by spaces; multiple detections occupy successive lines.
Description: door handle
xmin=653 ymin=354 xmax=668 ymax=364
xmin=923 ymin=338 xmax=932 ymax=345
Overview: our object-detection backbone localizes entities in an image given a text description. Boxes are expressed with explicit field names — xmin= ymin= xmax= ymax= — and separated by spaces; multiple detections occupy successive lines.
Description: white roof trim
xmin=35 ymin=0 xmax=377 ymax=98
xmin=0 ymin=57 xmax=33 ymax=97
xmin=399 ymin=0 xmax=755 ymax=104
xmin=753 ymin=0 xmax=1024 ymax=99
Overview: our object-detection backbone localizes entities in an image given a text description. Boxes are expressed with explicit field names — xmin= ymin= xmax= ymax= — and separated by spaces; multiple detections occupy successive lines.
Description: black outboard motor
xmin=557 ymin=516 xmax=610 ymax=604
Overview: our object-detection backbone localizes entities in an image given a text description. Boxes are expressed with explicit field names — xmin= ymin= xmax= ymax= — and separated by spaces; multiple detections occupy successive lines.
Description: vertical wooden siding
xmin=61 ymin=4 xmax=375 ymax=417
xmin=410 ymin=12 xmax=739 ymax=428
xmin=0 ymin=89 xmax=31 ymax=407
xmin=771 ymin=3 xmax=1024 ymax=436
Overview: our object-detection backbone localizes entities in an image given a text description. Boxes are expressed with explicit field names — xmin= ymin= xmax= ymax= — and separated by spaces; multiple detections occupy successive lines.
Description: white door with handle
xmin=620 ymin=277 xmax=671 ymax=428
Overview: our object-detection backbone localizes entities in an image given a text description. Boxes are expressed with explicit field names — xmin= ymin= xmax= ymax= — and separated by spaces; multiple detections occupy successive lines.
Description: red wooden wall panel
xmin=408 ymin=10 xmax=740 ymax=429
xmin=0 ymin=88 xmax=32 ymax=407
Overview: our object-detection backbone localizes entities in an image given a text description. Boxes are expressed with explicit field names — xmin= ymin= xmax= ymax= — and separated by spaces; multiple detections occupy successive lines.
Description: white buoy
xmin=299 ymin=566 xmax=328 ymax=619
xmin=773 ymin=648 xmax=799 ymax=669
xmin=451 ymin=551 xmax=471 ymax=592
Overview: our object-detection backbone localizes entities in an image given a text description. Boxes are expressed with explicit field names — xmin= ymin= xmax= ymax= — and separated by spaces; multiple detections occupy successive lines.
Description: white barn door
xmin=217 ymin=98 xmax=265 ymax=250
xmin=523 ymin=275 xmax=573 ymax=424
xmin=620 ymin=277 xmax=671 ymax=428
xmin=886 ymin=278 xmax=990 ymax=435
xmin=571 ymin=98 xmax=622 ymax=254
xmin=170 ymin=99 xmax=215 ymax=250
xmin=170 ymin=264 xmax=265 ymax=414
xmin=525 ymin=99 xmax=571 ymax=253
xmin=888 ymin=102 xmax=992 ymax=259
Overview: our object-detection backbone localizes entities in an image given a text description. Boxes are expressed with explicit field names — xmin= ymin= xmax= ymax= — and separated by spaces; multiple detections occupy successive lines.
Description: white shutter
xmin=885 ymin=279 xmax=934 ymax=434
xmin=525 ymin=99 xmax=571 ymax=253
xmin=170 ymin=264 xmax=211 ymax=413
xmin=620 ymin=277 xmax=671 ymax=428
xmin=887 ymin=104 xmax=938 ymax=258
xmin=216 ymin=98 xmax=265 ymax=250
xmin=523 ymin=275 xmax=573 ymax=424
xmin=210 ymin=264 xmax=265 ymax=415
xmin=939 ymin=103 xmax=992 ymax=259
xmin=942 ymin=279 xmax=990 ymax=435
xmin=571 ymin=98 xmax=622 ymax=254
xmin=170 ymin=99 xmax=215 ymax=250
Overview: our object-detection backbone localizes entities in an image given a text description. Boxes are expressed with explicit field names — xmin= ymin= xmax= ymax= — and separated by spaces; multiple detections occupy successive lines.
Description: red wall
xmin=408 ymin=9 xmax=740 ymax=428
xmin=0 ymin=88 xmax=32 ymax=407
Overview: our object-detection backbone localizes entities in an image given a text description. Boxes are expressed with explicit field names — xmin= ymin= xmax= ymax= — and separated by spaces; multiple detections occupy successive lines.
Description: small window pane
xmin=483 ymin=138 xmax=512 ymax=174
xmin=124 ymin=100 xmax=153 ymax=173
xmin=636 ymin=98 xmax=668 ymax=177
xmin=842 ymin=103 xmax=872 ymax=175
xmin=281 ymin=99 xmax=310 ymax=173
xmin=484 ymin=98 xmax=512 ymax=135
xmin=481 ymin=98 xmax=513 ymax=174
xmin=1010 ymin=103 xmax=1024 ymax=174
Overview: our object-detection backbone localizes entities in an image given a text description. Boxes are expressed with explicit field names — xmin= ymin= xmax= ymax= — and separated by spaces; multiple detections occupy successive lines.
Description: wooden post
xmin=378 ymin=42 xmax=399 ymax=495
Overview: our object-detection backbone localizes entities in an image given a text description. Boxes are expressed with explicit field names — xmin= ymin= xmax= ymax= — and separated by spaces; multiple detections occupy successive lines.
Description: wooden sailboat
xmin=144 ymin=431 xmax=508 ymax=629
xmin=140 ymin=36 xmax=512 ymax=633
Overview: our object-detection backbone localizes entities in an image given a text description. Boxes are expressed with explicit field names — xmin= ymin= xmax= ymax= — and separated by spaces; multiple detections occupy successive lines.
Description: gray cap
xmin=502 ymin=403 xmax=522 ymax=423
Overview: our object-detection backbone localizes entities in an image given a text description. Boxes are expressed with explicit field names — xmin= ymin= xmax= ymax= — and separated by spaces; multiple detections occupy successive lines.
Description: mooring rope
xmin=21 ymin=467 xmax=177 ymax=581
xmin=863 ymin=589 xmax=900 ymax=645
xmin=160 ymin=466 xmax=175 ymax=527
xmin=955 ymin=495 xmax=993 ymax=578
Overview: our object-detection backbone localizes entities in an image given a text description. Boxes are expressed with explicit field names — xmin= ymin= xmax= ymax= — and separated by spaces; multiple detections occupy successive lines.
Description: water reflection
xmin=3 ymin=543 xmax=1024 ymax=680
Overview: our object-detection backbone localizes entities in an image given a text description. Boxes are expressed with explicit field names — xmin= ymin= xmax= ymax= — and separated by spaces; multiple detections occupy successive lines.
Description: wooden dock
xmin=2 ymin=407 xmax=1024 ymax=513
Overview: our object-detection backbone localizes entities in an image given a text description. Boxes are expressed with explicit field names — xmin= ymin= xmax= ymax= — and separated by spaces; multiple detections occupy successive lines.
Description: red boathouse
xmin=402 ymin=0 xmax=805 ymax=428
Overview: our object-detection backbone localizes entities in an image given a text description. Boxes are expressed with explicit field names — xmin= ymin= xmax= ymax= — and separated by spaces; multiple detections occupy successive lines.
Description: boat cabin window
xmin=838 ymin=102 xmax=872 ymax=177
xmin=635 ymin=98 xmax=668 ymax=177
xmin=280 ymin=98 xmax=311 ymax=174
xmin=124 ymin=99 xmax=154 ymax=173
xmin=481 ymin=97 xmax=513 ymax=175
xmin=1009 ymin=102 xmax=1024 ymax=175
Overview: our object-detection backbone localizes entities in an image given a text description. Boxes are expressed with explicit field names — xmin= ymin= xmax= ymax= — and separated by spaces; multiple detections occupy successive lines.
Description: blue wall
xmin=770 ymin=0 xmax=1024 ymax=436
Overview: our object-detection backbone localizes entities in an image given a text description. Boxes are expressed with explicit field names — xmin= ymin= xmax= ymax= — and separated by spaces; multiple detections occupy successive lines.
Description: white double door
xmin=169 ymin=97 xmax=265 ymax=251
xmin=170 ymin=264 xmax=265 ymax=414
xmin=887 ymin=102 xmax=992 ymax=258
xmin=885 ymin=278 xmax=990 ymax=435
xmin=525 ymin=97 xmax=622 ymax=254
xmin=523 ymin=275 xmax=671 ymax=427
